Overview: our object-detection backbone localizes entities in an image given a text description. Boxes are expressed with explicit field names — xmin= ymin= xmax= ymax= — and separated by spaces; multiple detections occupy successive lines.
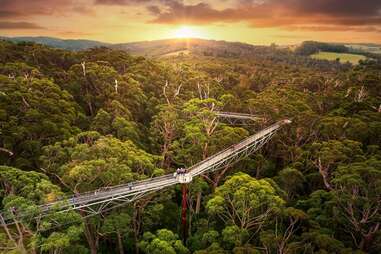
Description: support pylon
xmin=181 ymin=184 xmax=188 ymax=242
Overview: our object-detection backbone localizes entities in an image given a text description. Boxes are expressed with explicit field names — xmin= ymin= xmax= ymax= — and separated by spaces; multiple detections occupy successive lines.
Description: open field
xmin=160 ymin=49 xmax=191 ymax=57
xmin=311 ymin=51 xmax=367 ymax=64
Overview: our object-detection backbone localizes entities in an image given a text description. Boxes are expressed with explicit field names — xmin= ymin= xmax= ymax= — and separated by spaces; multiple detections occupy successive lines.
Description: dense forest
xmin=0 ymin=39 xmax=380 ymax=254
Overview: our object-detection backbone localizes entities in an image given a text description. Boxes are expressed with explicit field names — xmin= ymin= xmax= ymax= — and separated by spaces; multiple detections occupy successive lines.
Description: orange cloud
xmin=1 ymin=0 xmax=380 ymax=42
xmin=0 ymin=21 xmax=44 ymax=29
xmin=0 ymin=0 xmax=93 ymax=18
xmin=147 ymin=0 xmax=381 ymax=32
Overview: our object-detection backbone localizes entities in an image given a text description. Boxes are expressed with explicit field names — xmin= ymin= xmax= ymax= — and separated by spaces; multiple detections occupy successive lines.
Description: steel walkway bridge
xmin=1 ymin=118 xmax=291 ymax=225
xmin=215 ymin=111 xmax=264 ymax=125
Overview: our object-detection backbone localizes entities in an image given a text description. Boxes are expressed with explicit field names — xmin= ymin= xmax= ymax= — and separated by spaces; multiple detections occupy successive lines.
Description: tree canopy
xmin=0 ymin=39 xmax=380 ymax=253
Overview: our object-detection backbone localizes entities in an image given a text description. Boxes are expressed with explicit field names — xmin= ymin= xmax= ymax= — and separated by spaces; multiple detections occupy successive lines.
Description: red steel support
xmin=181 ymin=184 xmax=188 ymax=241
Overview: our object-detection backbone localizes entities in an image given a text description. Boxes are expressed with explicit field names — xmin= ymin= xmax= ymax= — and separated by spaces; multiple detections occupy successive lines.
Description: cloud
xmin=286 ymin=25 xmax=381 ymax=33
xmin=147 ymin=5 xmax=161 ymax=15
xmin=0 ymin=10 xmax=21 ymax=18
xmin=95 ymin=0 xmax=151 ymax=5
xmin=0 ymin=0 xmax=94 ymax=18
xmin=0 ymin=21 xmax=44 ymax=29
xmin=0 ymin=0 xmax=380 ymax=35
xmin=0 ymin=0 xmax=68 ymax=16
xmin=149 ymin=2 xmax=250 ymax=25
xmin=147 ymin=0 xmax=381 ymax=31
xmin=58 ymin=30 xmax=95 ymax=36
xmin=287 ymin=0 xmax=381 ymax=17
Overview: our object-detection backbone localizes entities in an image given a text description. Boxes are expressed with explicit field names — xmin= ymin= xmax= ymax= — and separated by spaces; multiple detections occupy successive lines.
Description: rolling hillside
xmin=0 ymin=36 xmax=276 ymax=57
xmin=2 ymin=36 xmax=380 ymax=63
xmin=0 ymin=36 xmax=110 ymax=50
xmin=112 ymin=38 xmax=266 ymax=57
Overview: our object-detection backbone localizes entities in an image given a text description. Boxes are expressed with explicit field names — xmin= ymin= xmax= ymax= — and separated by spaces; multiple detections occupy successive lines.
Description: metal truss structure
xmin=188 ymin=119 xmax=289 ymax=177
xmin=215 ymin=111 xmax=264 ymax=125
xmin=1 ymin=119 xmax=291 ymax=226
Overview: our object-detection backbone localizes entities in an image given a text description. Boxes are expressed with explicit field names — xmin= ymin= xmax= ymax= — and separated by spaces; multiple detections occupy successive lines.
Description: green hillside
xmin=0 ymin=36 xmax=110 ymax=50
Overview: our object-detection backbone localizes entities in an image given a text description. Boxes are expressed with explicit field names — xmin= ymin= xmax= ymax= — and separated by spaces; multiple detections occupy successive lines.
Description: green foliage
xmin=276 ymin=167 xmax=305 ymax=200
xmin=139 ymin=229 xmax=189 ymax=254
xmin=91 ymin=100 xmax=140 ymax=144
xmin=1 ymin=40 xmax=380 ymax=253
xmin=39 ymin=226 xmax=83 ymax=252
xmin=296 ymin=190 xmax=337 ymax=230
xmin=193 ymin=243 xmax=227 ymax=254
xmin=0 ymin=166 xmax=61 ymax=204
xmin=173 ymin=97 xmax=248 ymax=166
xmin=0 ymin=166 xmax=82 ymax=253
xmin=41 ymin=132 xmax=163 ymax=192
xmin=318 ymin=116 xmax=369 ymax=141
xmin=0 ymin=62 xmax=42 ymax=78
xmin=296 ymin=41 xmax=349 ymax=56
xmin=331 ymin=156 xmax=381 ymax=251
xmin=0 ymin=75 xmax=80 ymax=169
xmin=100 ymin=212 xmax=132 ymax=235
xmin=290 ymin=230 xmax=354 ymax=254
xmin=222 ymin=225 xmax=249 ymax=249
xmin=247 ymin=86 xmax=314 ymax=120
xmin=207 ymin=173 xmax=285 ymax=230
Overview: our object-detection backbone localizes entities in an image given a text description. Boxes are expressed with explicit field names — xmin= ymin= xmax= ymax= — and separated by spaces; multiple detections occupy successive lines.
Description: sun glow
xmin=173 ymin=26 xmax=201 ymax=38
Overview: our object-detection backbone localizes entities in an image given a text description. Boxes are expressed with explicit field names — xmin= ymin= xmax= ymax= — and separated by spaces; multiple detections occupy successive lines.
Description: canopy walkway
xmin=0 ymin=118 xmax=290 ymax=225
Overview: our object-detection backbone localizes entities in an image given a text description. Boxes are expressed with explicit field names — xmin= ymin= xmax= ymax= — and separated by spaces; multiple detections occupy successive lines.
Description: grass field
xmin=160 ymin=49 xmax=190 ymax=57
xmin=311 ymin=51 xmax=367 ymax=64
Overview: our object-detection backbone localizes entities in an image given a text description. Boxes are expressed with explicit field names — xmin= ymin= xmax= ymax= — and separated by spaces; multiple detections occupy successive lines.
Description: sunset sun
xmin=173 ymin=26 xmax=201 ymax=38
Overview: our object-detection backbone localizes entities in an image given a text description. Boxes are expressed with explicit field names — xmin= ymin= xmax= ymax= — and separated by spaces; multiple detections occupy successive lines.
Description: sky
xmin=1 ymin=0 xmax=381 ymax=45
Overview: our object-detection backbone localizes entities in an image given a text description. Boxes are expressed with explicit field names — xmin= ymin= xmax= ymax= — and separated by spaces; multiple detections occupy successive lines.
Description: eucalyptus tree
xmin=40 ymin=131 xmax=163 ymax=253
xmin=0 ymin=166 xmax=83 ymax=254
xmin=139 ymin=229 xmax=189 ymax=254
xmin=247 ymin=86 xmax=318 ymax=163
xmin=207 ymin=173 xmax=285 ymax=235
xmin=331 ymin=156 xmax=381 ymax=252
xmin=0 ymin=75 xmax=80 ymax=169
xmin=91 ymin=100 xmax=140 ymax=145
xmin=310 ymin=139 xmax=364 ymax=190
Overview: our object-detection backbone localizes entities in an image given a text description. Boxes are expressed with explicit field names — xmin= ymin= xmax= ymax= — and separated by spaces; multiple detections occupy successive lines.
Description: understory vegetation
xmin=0 ymin=40 xmax=380 ymax=254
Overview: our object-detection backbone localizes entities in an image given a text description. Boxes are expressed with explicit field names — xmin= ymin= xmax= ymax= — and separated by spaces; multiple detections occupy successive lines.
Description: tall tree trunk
xmin=116 ymin=231 xmax=124 ymax=254
xmin=195 ymin=192 xmax=201 ymax=214
xmin=133 ymin=207 xmax=141 ymax=254
xmin=82 ymin=217 xmax=98 ymax=254
xmin=359 ymin=223 xmax=380 ymax=252
xmin=317 ymin=158 xmax=332 ymax=190
xmin=212 ymin=165 xmax=230 ymax=190
xmin=13 ymin=218 xmax=27 ymax=253
xmin=84 ymin=78 xmax=93 ymax=116
xmin=195 ymin=142 xmax=210 ymax=214
xmin=0 ymin=214 xmax=18 ymax=249
xmin=188 ymin=208 xmax=193 ymax=238
xmin=161 ymin=140 xmax=170 ymax=169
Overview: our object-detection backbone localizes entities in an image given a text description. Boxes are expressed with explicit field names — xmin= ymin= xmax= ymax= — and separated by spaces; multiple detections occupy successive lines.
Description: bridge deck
xmin=1 ymin=119 xmax=290 ymax=224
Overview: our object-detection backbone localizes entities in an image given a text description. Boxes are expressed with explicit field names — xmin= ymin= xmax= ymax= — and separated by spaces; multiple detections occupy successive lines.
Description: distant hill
xmin=0 ymin=36 xmax=271 ymax=57
xmin=2 ymin=36 xmax=380 ymax=58
xmin=112 ymin=38 xmax=266 ymax=57
xmin=294 ymin=41 xmax=350 ymax=56
xmin=294 ymin=40 xmax=381 ymax=56
xmin=345 ymin=43 xmax=381 ymax=54
xmin=0 ymin=36 xmax=110 ymax=50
